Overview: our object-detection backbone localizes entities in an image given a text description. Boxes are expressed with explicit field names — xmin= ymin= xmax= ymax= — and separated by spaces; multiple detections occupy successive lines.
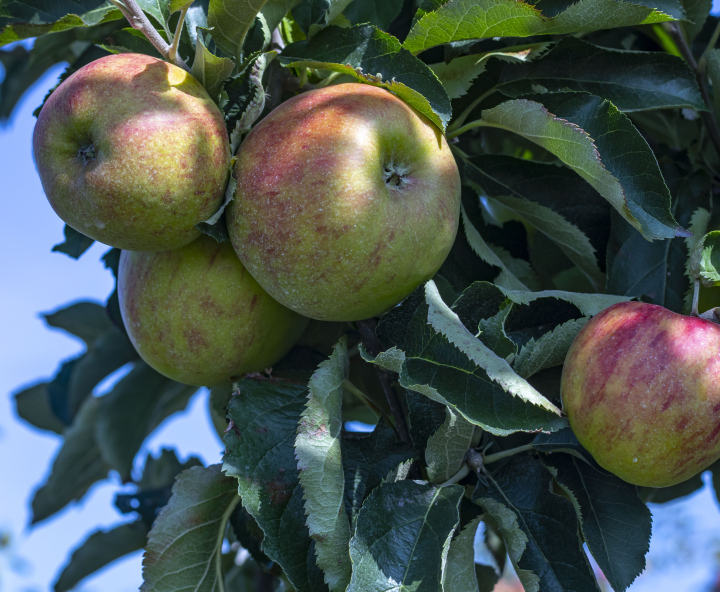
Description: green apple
xmin=118 ymin=235 xmax=309 ymax=387
xmin=226 ymin=83 xmax=461 ymax=321
xmin=561 ymin=301 xmax=720 ymax=487
xmin=33 ymin=53 xmax=231 ymax=251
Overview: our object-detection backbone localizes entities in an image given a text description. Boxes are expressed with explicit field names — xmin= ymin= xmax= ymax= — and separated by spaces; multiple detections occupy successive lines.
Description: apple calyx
xmin=78 ymin=144 xmax=96 ymax=164
xmin=383 ymin=162 xmax=409 ymax=190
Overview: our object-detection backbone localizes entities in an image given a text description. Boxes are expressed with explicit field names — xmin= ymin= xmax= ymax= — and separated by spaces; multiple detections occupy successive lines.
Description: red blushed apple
xmin=561 ymin=301 xmax=720 ymax=487
xmin=118 ymin=235 xmax=309 ymax=387
xmin=33 ymin=53 xmax=231 ymax=251
xmin=226 ymin=83 xmax=461 ymax=322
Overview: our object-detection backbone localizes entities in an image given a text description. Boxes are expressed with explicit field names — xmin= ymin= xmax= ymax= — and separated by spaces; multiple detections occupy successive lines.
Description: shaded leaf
xmin=426 ymin=407 xmax=475 ymax=483
xmin=52 ymin=225 xmax=95 ymax=259
xmin=13 ymin=382 xmax=65 ymax=434
xmin=442 ymin=516 xmax=483 ymax=592
xmin=208 ymin=0 xmax=269 ymax=59
xmin=514 ymin=318 xmax=588 ymax=378
xmin=192 ymin=28 xmax=235 ymax=98
xmin=344 ymin=0 xmax=404 ymax=30
xmin=43 ymin=301 xmax=115 ymax=347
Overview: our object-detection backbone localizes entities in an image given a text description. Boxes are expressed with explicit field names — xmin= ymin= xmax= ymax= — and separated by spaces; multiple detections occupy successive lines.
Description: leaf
xmin=208 ymin=0 xmax=269 ymax=59
xmin=461 ymin=204 xmax=529 ymax=291
xmin=13 ymin=382 xmax=65 ymax=434
xmin=464 ymin=155 xmax=608 ymax=290
xmin=425 ymin=280 xmax=563 ymax=417
xmin=52 ymin=225 xmax=95 ymax=259
xmin=543 ymin=454 xmax=651 ymax=592
xmin=169 ymin=0 xmax=195 ymax=11
xmin=607 ymin=169 xmax=711 ymax=311
xmin=260 ymin=0 xmax=303 ymax=31
xmin=473 ymin=455 xmax=601 ymax=592
xmin=682 ymin=0 xmax=711 ymax=40
xmin=347 ymin=481 xmax=463 ymax=592
xmin=295 ymin=340 xmax=352 ymax=591
xmin=279 ymin=24 xmax=452 ymax=129
xmin=426 ymin=408 xmax=476 ymax=483
xmin=43 ymin=301 xmax=116 ymax=347
xmin=294 ymin=0 xmax=354 ymax=36
xmin=495 ymin=37 xmax=704 ymax=112
xmin=403 ymin=0 xmax=680 ymax=54
xmin=531 ymin=427 xmax=595 ymax=463
xmin=341 ymin=421 xmax=415 ymax=524
xmin=497 ymin=287 xmax=630 ymax=316
xmin=514 ymin=318 xmax=588 ymax=379
xmin=690 ymin=230 xmax=720 ymax=286
xmin=0 ymin=1 xmax=123 ymax=46
xmin=477 ymin=306 xmax=517 ymax=359
xmin=96 ymin=362 xmax=198 ymax=481
xmin=192 ymin=28 xmax=236 ymax=98
xmin=54 ymin=521 xmax=148 ymax=592
xmin=343 ymin=0 xmax=404 ymax=30
xmin=141 ymin=464 xmax=241 ymax=592
xmin=705 ymin=49 xmax=720 ymax=121
xmin=479 ymin=93 xmax=684 ymax=241
xmin=222 ymin=378 xmax=329 ymax=592
xmin=369 ymin=287 xmax=567 ymax=435
xmin=442 ymin=516 xmax=483 ymax=592
xmin=31 ymin=397 xmax=110 ymax=525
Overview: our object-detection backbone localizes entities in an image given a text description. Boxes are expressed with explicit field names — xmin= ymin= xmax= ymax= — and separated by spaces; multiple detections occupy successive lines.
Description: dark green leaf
xmin=543 ymin=454 xmax=651 ymax=592
xmin=347 ymin=481 xmax=463 ymax=592
xmin=43 ymin=301 xmax=115 ymax=346
xmin=52 ymin=225 xmax=94 ymax=259
xmin=223 ymin=377 xmax=329 ymax=592
xmin=54 ymin=521 xmax=148 ymax=592
xmin=473 ymin=455 xmax=600 ymax=592
xmin=192 ymin=27 xmax=235 ymax=97
xmin=13 ymin=382 xmax=65 ymax=434
xmin=344 ymin=0 xmax=404 ymax=30
xmin=403 ymin=0 xmax=679 ymax=53
xmin=531 ymin=427 xmax=594 ymax=463
xmin=279 ymin=24 xmax=451 ymax=129
xmin=96 ymin=362 xmax=198 ymax=481
xmin=0 ymin=1 xmax=123 ymax=45
xmin=207 ymin=0 xmax=269 ymax=59
xmin=479 ymin=93 xmax=684 ymax=240
xmin=683 ymin=0 xmax=711 ymax=40
xmin=443 ymin=516 xmax=483 ymax=592
xmin=495 ymin=37 xmax=704 ymax=112
xmin=141 ymin=464 xmax=240 ymax=592
xmin=514 ymin=318 xmax=588 ymax=378
xmin=31 ymin=397 xmax=110 ymax=524
xmin=341 ymin=420 xmax=415 ymax=523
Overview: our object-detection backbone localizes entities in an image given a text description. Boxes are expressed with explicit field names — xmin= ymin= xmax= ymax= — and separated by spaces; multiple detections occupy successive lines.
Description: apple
xmin=561 ymin=301 xmax=720 ymax=487
xmin=226 ymin=83 xmax=461 ymax=321
xmin=33 ymin=53 xmax=231 ymax=252
xmin=118 ymin=235 xmax=309 ymax=387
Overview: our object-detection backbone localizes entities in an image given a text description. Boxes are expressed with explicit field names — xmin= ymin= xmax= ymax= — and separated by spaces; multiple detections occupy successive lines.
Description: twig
xmin=664 ymin=22 xmax=720 ymax=159
xmin=356 ymin=318 xmax=412 ymax=445
xmin=108 ymin=0 xmax=190 ymax=71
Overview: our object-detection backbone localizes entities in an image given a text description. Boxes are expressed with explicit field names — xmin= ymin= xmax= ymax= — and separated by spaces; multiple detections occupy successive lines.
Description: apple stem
xmin=482 ymin=443 xmax=535 ymax=465
xmin=692 ymin=278 xmax=701 ymax=316
xmin=108 ymin=0 xmax=190 ymax=72
xmin=168 ymin=6 xmax=190 ymax=65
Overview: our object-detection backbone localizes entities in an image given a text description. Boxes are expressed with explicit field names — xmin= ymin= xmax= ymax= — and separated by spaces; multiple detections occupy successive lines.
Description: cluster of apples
xmin=33 ymin=53 xmax=462 ymax=387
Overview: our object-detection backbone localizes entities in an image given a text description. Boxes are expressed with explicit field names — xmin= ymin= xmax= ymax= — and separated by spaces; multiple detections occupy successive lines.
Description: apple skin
xmin=561 ymin=301 xmax=720 ymax=487
xmin=118 ymin=235 xmax=309 ymax=387
xmin=33 ymin=53 xmax=231 ymax=251
xmin=226 ymin=83 xmax=461 ymax=321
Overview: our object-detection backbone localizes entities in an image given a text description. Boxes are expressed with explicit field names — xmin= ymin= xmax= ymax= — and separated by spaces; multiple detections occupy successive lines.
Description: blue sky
xmin=5 ymin=25 xmax=720 ymax=592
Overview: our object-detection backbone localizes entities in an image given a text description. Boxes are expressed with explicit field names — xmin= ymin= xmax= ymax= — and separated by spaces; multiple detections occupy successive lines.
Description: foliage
xmin=6 ymin=0 xmax=720 ymax=590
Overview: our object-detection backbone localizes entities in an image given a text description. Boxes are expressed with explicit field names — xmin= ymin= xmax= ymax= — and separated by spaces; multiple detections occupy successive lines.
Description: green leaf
xmin=496 ymin=287 xmax=630 ymax=316
xmin=426 ymin=408 xmax=475 ymax=484
xmin=260 ymin=0 xmax=303 ymax=31
xmin=52 ymin=225 xmax=95 ymax=259
xmin=465 ymin=155 xmax=609 ymax=291
xmin=96 ymin=362 xmax=198 ymax=481
xmin=293 ymin=0 xmax=354 ymax=36
xmin=607 ymin=169 xmax=711 ymax=311
xmin=223 ymin=378 xmax=329 ymax=592
xmin=494 ymin=37 xmax=704 ymax=112
xmin=531 ymin=427 xmax=594 ymax=464
xmin=295 ymin=340 xmax=352 ymax=591
xmin=54 ymin=521 xmax=148 ymax=592
xmin=341 ymin=421 xmax=415 ymax=524
xmin=43 ymin=301 xmax=116 ymax=347
xmin=478 ymin=93 xmax=684 ymax=241
xmin=208 ymin=0 xmax=269 ymax=59
xmin=192 ymin=28 xmax=236 ymax=97
xmin=0 ymin=1 xmax=123 ymax=46
xmin=682 ymin=0 xmax=711 ymax=40
xmin=141 ymin=464 xmax=241 ymax=592
xmin=279 ymin=24 xmax=452 ymax=129
xmin=473 ymin=455 xmax=601 ymax=592
xmin=477 ymin=306 xmax=517 ymax=359
xmin=442 ymin=516 xmax=483 ymax=592
xmin=425 ymin=280 xmax=563 ymax=417
xmin=347 ymin=481 xmax=463 ymax=592
xmin=370 ymin=287 xmax=567 ymax=435
xmin=403 ymin=0 xmax=679 ymax=54
xmin=31 ymin=397 xmax=110 ymax=524
xmin=343 ymin=0 xmax=404 ymax=30
xmin=134 ymin=0 xmax=171 ymax=33
xmin=13 ymin=382 xmax=65 ymax=434
xmin=460 ymin=204 xmax=529 ymax=291
xmin=169 ymin=0 xmax=195 ymax=11
xmin=543 ymin=454 xmax=651 ymax=592
xmin=690 ymin=230 xmax=720 ymax=286
xmin=514 ymin=318 xmax=588 ymax=379
xmin=705 ymin=49 xmax=720 ymax=121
